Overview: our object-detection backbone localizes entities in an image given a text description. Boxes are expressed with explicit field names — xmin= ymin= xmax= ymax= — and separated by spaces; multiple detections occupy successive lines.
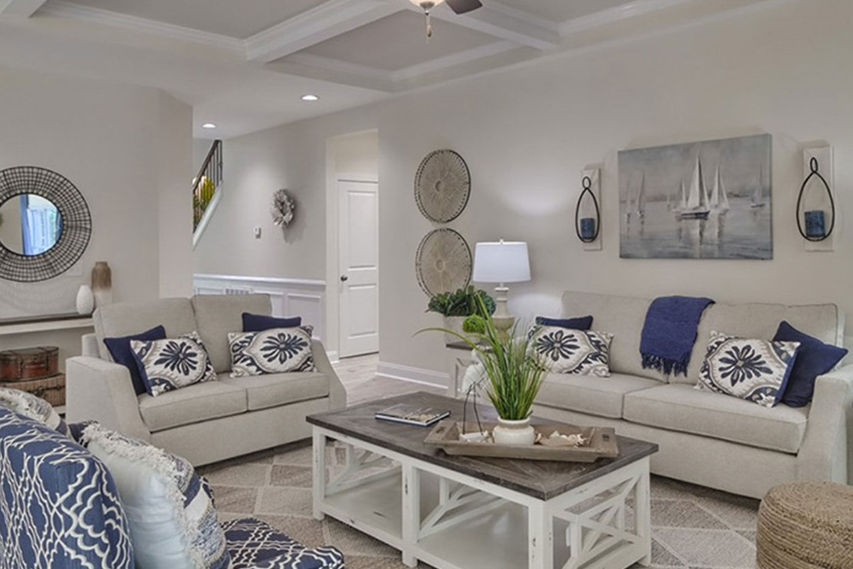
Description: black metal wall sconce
xmin=575 ymin=175 xmax=601 ymax=244
xmin=796 ymin=156 xmax=835 ymax=242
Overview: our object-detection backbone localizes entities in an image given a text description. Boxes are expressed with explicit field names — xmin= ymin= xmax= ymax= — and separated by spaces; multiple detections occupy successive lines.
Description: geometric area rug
xmin=199 ymin=440 xmax=760 ymax=569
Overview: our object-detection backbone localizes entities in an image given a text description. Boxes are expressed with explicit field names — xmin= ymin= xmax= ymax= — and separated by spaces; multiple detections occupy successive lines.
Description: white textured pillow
xmin=228 ymin=325 xmax=315 ymax=377
xmin=82 ymin=424 xmax=230 ymax=569
xmin=530 ymin=326 xmax=613 ymax=377
xmin=697 ymin=331 xmax=800 ymax=408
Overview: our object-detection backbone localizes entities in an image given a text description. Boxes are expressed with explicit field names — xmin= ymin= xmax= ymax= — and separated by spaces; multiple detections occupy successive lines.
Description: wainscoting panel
xmin=193 ymin=274 xmax=327 ymax=341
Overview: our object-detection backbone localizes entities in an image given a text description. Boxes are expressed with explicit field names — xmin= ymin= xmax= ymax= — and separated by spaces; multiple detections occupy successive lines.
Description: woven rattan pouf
xmin=757 ymin=481 xmax=853 ymax=569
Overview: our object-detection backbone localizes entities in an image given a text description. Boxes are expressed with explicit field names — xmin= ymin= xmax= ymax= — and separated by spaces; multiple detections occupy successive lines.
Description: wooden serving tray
xmin=424 ymin=420 xmax=619 ymax=463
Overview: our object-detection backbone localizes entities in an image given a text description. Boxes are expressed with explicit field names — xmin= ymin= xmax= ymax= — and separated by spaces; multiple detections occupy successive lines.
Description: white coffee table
xmin=308 ymin=392 xmax=657 ymax=569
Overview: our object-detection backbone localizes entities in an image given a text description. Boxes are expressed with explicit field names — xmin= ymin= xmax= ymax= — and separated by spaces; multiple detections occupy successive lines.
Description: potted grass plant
xmin=420 ymin=298 xmax=548 ymax=445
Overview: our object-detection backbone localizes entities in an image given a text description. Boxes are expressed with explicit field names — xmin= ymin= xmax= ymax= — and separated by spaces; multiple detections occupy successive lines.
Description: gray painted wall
xmin=195 ymin=0 xmax=853 ymax=376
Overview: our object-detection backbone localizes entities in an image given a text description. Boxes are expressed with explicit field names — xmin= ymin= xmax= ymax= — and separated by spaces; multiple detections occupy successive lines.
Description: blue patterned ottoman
xmin=223 ymin=518 xmax=345 ymax=569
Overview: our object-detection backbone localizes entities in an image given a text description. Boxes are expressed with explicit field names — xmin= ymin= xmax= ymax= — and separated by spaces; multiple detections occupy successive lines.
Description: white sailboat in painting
xmin=676 ymin=157 xmax=710 ymax=220
xmin=751 ymin=164 xmax=766 ymax=208
xmin=635 ymin=172 xmax=646 ymax=219
xmin=709 ymin=167 xmax=730 ymax=214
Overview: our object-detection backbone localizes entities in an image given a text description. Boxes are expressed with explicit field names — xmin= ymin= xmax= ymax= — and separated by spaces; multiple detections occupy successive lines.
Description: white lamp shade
xmin=472 ymin=241 xmax=531 ymax=283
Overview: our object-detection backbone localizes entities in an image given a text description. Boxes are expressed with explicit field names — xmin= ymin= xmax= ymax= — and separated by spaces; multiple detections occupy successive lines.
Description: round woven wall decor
xmin=0 ymin=166 xmax=92 ymax=282
xmin=415 ymin=228 xmax=472 ymax=296
xmin=414 ymin=149 xmax=470 ymax=223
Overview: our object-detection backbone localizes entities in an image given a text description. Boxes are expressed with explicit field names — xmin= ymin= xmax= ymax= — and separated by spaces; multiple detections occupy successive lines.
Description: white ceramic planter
xmin=443 ymin=316 xmax=467 ymax=345
xmin=492 ymin=417 xmax=535 ymax=446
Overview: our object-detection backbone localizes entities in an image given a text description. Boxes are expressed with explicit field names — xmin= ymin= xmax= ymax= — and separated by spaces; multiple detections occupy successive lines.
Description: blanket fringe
xmin=641 ymin=353 xmax=688 ymax=377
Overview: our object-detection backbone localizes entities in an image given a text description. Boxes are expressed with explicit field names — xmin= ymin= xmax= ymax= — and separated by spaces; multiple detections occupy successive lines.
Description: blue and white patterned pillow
xmin=222 ymin=518 xmax=344 ymax=569
xmin=529 ymin=326 xmax=613 ymax=377
xmin=0 ymin=408 xmax=134 ymax=569
xmin=228 ymin=326 xmax=315 ymax=377
xmin=131 ymin=331 xmax=217 ymax=397
xmin=0 ymin=386 xmax=68 ymax=436
xmin=697 ymin=331 xmax=800 ymax=408
xmin=82 ymin=423 xmax=230 ymax=569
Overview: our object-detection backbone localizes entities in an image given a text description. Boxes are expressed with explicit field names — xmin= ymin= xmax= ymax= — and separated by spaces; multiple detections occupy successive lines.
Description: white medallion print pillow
xmin=697 ymin=331 xmax=800 ymax=408
xmin=530 ymin=326 xmax=613 ymax=377
xmin=229 ymin=325 xmax=315 ymax=377
xmin=131 ymin=332 xmax=217 ymax=397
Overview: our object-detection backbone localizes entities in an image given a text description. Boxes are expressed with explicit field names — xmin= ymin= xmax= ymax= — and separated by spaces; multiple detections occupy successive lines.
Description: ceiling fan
xmin=409 ymin=0 xmax=483 ymax=38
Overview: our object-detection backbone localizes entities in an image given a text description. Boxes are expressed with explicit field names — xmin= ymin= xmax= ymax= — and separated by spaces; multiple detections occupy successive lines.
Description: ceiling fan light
xmin=410 ymin=0 xmax=445 ymax=10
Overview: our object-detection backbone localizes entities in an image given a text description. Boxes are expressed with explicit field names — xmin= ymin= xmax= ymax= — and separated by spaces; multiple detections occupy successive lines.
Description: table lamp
xmin=472 ymin=240 xmax=531 ymax=335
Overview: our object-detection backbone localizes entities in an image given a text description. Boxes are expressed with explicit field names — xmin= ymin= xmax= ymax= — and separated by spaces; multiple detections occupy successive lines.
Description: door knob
xmin=340 ymin=275 xmax=349 ymax=282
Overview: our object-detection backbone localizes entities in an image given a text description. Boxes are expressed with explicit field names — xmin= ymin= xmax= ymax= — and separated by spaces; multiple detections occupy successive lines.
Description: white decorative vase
xmin=76 ymin=285 xmax=94 ymax=315
xmin=443 ymin=316 xmax=466 ymax=345
xmin=492 ymin=417 xmax=535 ymax=446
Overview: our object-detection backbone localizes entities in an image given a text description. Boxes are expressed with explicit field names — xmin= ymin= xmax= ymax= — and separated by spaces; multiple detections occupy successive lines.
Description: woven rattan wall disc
xmin=414 ymin=149 xmax=470 ymax=223
xmin=415 ymin=228 xmax=472 ymax=296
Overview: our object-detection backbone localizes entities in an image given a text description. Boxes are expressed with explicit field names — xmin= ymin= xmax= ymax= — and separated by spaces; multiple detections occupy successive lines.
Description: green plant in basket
xmin=426 ymin=286 xmax=496 ymax=317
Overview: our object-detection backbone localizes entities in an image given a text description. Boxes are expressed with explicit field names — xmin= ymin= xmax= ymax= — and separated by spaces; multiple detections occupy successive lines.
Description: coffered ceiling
xmin=0 ymin=0 xmax=774 ymax=138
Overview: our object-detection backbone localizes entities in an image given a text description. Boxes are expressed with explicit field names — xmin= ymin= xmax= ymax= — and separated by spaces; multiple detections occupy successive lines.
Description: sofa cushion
xmin=536 ymin=372 xmax=661 ymax=419
xmin=0 ymin=408 xmax=134 ymax=569
xmin=679 ymin=301 xmax=843 ymax=385
xmin=104 ymin=325 xmax=167 ymax=395
xmin=561 ymin=292 xmax=666 ymax=382
xmin=94 ymin=298 xmax=197 ymax=360
xmin=623 ymin=384 xmax=809 ymax=453
xmin=132 ymin=332 xmax=218 ymax=397
xmin=223 ymin=517 xmax=344 ymax=569
xmin=83 ymin=423 xmax=230 ymax=569
xmin=242 ymin=312 xmax=302 ymax=332
xmin=531 ymin=327 xmax=613 ymax=377
xmin=191 ymin=294 xmax=272 ymax=373
xmin=228 ymin=326 xmax=315 ymax=377
xmin=220 ymin=372 xmax=329 ymax=411
xmin=138 ymin=381 xmax=247 ymax=432
xmin=773 ymin=320 xmax=849 ymax=407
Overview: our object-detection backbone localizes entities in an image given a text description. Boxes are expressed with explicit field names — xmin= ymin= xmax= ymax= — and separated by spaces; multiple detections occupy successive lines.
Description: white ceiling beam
xmin=246 ymin=0 xmax=404 ymax=63
xmin=0 ymin=0 xmax=48 ymax=18
xmin=405 ymin=2 xmax=560 ymax=51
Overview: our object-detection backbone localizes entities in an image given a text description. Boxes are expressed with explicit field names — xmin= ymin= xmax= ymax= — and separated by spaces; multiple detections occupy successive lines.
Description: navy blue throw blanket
xmin=640 ymin=296 xmax=714 ymax=376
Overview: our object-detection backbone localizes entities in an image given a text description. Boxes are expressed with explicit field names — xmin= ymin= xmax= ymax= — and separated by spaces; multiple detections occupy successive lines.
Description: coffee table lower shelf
xmin=312 ymin=426 xmax=651 ymax=569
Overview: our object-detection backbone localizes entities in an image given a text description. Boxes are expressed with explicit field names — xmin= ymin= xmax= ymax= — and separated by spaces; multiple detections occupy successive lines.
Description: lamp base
xmin=492 ymin=285 xmax=514 ymax=339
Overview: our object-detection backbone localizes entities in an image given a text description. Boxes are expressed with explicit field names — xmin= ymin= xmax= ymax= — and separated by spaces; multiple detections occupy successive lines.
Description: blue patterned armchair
xmin=0 ymin=406 xmax=344 ymax=569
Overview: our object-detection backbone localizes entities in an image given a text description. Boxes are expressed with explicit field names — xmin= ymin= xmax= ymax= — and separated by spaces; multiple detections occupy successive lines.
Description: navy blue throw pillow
xmin=104 ymin=325 xmax=167 ymax=395
xmin=773 ymin=321 xmax=848 ymax=407
xmin=242 ymin=312 xmax=302 ymax=332
xmin=535 ymin=315 xmax=593 ymax=331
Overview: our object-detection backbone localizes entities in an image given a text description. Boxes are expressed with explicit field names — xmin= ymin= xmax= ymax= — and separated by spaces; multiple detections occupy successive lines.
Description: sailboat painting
xmin=619 ymin=134 xmax=772 ymax=259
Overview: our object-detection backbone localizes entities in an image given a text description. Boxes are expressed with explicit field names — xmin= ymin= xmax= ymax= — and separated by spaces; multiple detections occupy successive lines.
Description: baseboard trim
xmin=377 ymin=361 xmax=449 ymax=389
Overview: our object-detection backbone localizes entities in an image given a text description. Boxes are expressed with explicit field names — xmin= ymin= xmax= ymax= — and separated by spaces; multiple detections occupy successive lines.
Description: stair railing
xmin=193 ymin=140 xmax=222 ymax=231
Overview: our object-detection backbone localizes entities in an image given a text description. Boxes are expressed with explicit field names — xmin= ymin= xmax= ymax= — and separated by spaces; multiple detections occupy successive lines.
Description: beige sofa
xmin=66 ymin=294 xmax=345 ymax=466
xmin=532 ymin=291 xmax=851 ymax=499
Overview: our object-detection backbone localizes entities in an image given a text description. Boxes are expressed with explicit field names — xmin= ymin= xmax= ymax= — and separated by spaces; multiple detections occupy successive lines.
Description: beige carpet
xmin=200 ymin=354 xmax=760 ymax=569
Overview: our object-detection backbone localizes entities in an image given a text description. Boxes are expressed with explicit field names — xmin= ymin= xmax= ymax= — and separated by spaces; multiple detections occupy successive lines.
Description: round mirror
xmin=0 ymin=194 xmax=62 ymax=255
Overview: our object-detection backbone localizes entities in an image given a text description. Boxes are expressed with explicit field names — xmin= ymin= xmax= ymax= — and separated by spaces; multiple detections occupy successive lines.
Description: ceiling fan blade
xmin=445 ymin=0 xmax=482 ymax=15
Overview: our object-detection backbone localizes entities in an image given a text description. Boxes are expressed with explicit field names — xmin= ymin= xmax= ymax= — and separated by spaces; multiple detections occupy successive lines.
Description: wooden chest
xmin=0 ymin=347 xmax=60 ymax=381
xmin=9 ymin=374 xmax=66 ymax=407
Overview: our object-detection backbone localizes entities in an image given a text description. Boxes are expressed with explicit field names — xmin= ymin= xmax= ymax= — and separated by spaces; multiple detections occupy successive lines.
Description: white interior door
xmin=338 ymin=179 xmax=379 ymax=357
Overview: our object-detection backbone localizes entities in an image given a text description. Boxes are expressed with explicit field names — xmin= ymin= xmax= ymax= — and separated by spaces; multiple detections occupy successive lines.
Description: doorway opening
xmin=327 ymin=130 xmax=379 ymax=360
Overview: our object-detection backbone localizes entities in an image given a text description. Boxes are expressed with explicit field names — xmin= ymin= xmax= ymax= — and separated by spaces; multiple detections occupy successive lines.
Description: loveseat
xmin=66 ymin=294 xmax=346 ymax=466
xmin=531 ymin=291 xmax=851 ymax=499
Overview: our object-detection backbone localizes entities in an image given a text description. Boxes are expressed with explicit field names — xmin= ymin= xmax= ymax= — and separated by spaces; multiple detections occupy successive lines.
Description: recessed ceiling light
xmin=301 ymin=94 xmax=319 ymax=102
xmin=202 ymin=123 xmax=216 ymax=129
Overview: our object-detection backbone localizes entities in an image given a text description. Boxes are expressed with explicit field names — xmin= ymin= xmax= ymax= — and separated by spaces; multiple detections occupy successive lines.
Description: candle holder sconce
xmin=575 ymin=168 xmax=602 ymax=251
xmin=797 ymin=147 xmax=836 ymax=251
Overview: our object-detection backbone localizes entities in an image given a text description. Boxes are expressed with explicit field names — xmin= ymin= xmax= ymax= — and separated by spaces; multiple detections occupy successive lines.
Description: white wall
xmin=0 ymin=68 xmax=193 ymax=365
xmin=197 ymin=0 xmax=853 ymax=379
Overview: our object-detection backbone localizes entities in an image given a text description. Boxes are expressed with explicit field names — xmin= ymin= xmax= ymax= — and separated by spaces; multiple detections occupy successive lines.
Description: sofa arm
xmin=312 ymin=340 xmax=346 ymax=411
xmin=797 ymin=364 xmax=853 ymax=484
xmin=81 ymin=333 xmax=101 ymax=357
xmin=66 ymin=356 xmax=151 ymax=442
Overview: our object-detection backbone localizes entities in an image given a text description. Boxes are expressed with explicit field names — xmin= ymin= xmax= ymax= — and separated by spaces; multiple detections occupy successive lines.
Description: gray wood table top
xmin=307 ymin=391 xmax=658 ymax=501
